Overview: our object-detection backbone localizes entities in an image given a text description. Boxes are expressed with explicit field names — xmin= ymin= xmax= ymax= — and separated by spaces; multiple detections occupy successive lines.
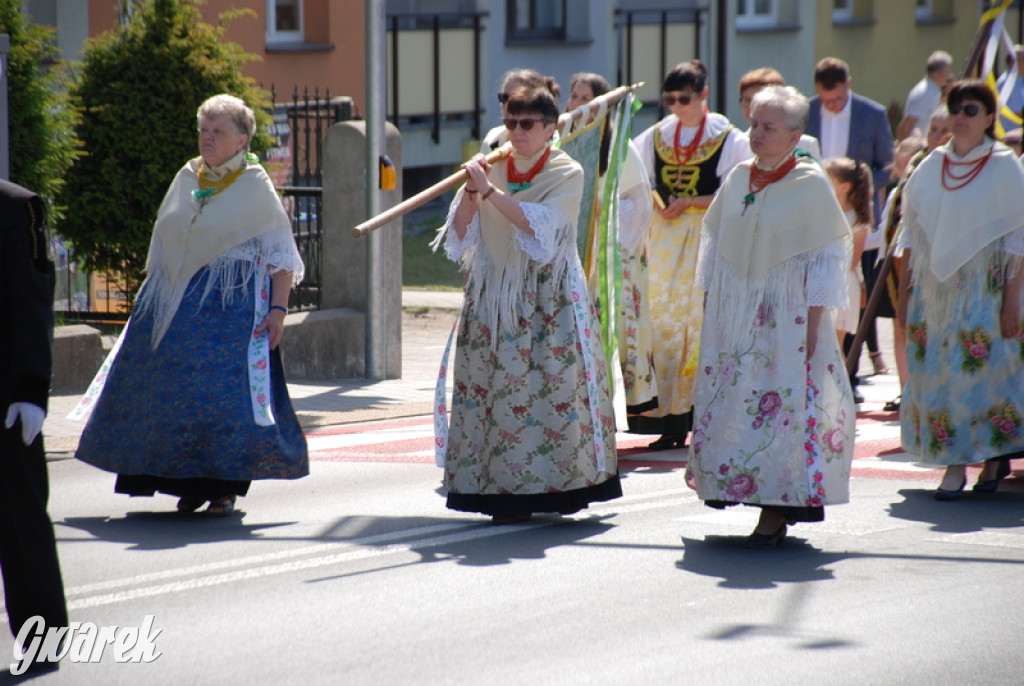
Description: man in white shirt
xmin=896 ymin=50 xmax=952 ymax=140
xmin=805 ymin=57 xmax=893 ymax=221
xmin=805 ymin=57 xmax=895 ymax=402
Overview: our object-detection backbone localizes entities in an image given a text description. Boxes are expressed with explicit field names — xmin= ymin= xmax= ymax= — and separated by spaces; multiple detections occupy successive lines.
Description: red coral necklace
xmin=742 ymin=154 xmax=798 ymax=214
xmin=507 ymin=146 xmax=552 ymax=193
xmin=941 ymin=147 xmax=992 ymax=191
xmin=673 ymin=114 xmax=706 ymax=165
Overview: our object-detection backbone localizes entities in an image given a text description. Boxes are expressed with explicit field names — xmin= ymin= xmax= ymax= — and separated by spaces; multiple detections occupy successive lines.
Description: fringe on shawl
xmin=135 ymin=231 xmax=304 ymax=350
xmin=705 ymin=241 xmax=850 ymax=349
xmin=907 ymin=228 xmax=1024 ymax=329
xmin=431 ymin=192 xmax=575 ymax=349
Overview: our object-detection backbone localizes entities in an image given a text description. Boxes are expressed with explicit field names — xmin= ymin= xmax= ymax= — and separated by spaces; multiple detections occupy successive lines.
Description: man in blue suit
xmin=806 ymin=57 xmax=895 ymax=403
xmin=806 ymin=57 xmax=894 ymax=212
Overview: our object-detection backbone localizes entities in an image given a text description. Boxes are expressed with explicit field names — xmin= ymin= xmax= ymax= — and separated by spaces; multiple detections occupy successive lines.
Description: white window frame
xmin=736 ymin=0 xmax=778 ymax=28
xmin=832 ymin=0 xmax=853 ymax=22
xmin=267 ymin=0 xmax=304 ymax=43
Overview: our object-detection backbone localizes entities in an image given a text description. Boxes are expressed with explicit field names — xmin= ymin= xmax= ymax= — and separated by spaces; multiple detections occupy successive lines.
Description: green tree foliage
xmin=0 ymin=1 xmax=75 ymax=204
xmin=58 ymin=0 xmax=272 ymax=298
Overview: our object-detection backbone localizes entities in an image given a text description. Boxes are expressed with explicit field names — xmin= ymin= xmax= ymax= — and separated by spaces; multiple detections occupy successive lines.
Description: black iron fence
xmin=269 ymin=87 xmax=355 ymax=312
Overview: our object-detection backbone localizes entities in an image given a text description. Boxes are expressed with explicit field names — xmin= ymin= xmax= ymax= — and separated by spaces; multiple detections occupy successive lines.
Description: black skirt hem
xmin=703 ymin=500 xmax=825 ymax=523
xmin=625 ymin=396 xmax=659 ymax=415
xmin=115 ymin=474 xmax=251 ymax=500
xmin=446 ymin=475 xmax=623 ymax=516
xmin=626 ymin=411 xmax=693 ymax=436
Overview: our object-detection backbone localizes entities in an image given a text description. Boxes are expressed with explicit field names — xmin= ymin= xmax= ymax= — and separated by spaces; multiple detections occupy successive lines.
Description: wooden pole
xmin=351 ymin=83 xmax=644 ymax=238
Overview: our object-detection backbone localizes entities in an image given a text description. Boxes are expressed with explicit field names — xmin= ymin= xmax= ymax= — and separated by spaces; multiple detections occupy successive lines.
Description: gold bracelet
xmin=482 ymin=186 xmax=496 ymax=201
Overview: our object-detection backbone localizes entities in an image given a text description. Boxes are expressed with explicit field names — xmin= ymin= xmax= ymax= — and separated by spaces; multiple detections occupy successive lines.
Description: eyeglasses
xmin=497 ymin=92 xmax=511 ymax=104
xmin=504 ymin=117 xmax=546 ymax=131
xmin=662 ymin=93 xmax=694 ymax=107
xmin=948 ymin=102 xmax=983 ymax=117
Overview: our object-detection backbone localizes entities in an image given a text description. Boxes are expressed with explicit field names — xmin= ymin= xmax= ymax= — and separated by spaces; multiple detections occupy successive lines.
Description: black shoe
xmin=934 ymin=478 xmax=967 ymax=501
xmin=973 ymin=458 xmax=1012 ymax=493
xmin=883 ymin=395 xmax=901 ymax=412
xmin=744 ymin=523 xmax=787 ymax=549
xmin=852 ymin=388 xmax=865 ymax=404
xmin=648 ymin=434 xmax=685 ymax=450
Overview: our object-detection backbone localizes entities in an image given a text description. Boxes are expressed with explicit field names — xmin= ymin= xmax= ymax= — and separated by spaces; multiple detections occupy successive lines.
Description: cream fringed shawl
xmin=699 ymin=156 xmax=851 ymax=344
xmin=135 ymin=150 xmax=295 ymax=348
xmin=902 ymin=139 xmax=1024 ymax=281
xmin=434 ymin=146 xmax=584 ymax=343
xmin=901 ymin=139 xmax=1024 ymax=326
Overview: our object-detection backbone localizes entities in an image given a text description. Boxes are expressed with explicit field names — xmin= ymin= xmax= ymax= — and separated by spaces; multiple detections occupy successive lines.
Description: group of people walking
xmin=58 ymin=57 xmax=1023 ymax=551
xmin=431 ymin=56 xmax=1024 ymax=546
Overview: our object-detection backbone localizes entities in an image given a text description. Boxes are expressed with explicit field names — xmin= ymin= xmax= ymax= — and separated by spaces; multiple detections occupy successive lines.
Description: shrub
xmin=0 ymin=1 xmax=75 ymax=207
xmin=57 ymin=0 xmax=272 ymax=300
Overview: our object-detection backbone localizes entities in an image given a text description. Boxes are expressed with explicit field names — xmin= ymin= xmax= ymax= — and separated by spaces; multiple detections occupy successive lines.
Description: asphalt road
xmin=2 ymin=439 xmax=1022 ymax=685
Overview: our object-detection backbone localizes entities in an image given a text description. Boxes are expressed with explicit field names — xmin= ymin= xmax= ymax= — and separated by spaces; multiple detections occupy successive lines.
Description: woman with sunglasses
xmin=897 ymin=80 xmax=1024 ymax=499
xmin=431 ymin=86 xmax=621 ymax=523
xmin=631 ymin=60 xmax=751 ymax=450
xmin=686 ymin=86 xmax=855 ymax=548
xmin=481 ymin=69 xmax=560 ymax=153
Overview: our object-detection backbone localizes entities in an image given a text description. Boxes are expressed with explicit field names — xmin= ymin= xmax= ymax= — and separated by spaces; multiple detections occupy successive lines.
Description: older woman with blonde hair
xmin=687 ymin=86 xmax=855 ymax=548
xmin=76 ymin=94 xmax=308 ymax=516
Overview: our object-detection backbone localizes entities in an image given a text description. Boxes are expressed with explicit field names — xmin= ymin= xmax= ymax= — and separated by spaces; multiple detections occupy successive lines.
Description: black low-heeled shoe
xmin=744 ymin=523 xmax=787 ymax=549
xmin=973 ymin=459 xmax=1012 ymax=493
xmin=648 ymin=434 xmax=685 ymax=450
xmin=934 ymin=478 xmax=967 ymax=501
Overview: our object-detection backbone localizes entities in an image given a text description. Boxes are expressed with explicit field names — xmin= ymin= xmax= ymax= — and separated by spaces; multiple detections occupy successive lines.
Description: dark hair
xmin=569 ymin=72 xmax=611 ymax=100
xmin=824 ymin=157 xmax=874 ymax=227
xmin=663 ymin=60 xmax=707 ymax=93
xmin=813 ymin=57 xmax=850 ymax=89
xmin=946 ymin=79 xmax=997 ymax=139
xmin=738 ymin=67 xmax=785 ymax=93
xmin=507 ymin=86 xmax=560 ymax=125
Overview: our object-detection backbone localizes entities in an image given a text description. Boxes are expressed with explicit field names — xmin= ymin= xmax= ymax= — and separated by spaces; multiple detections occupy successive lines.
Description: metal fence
xmin=270 ymin=87 xmax=355 ymax=312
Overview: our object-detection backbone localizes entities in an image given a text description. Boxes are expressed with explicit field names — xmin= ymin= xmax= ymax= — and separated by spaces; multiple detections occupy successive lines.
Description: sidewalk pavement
xmin=42 ymin=289 xmax=904 ymax=456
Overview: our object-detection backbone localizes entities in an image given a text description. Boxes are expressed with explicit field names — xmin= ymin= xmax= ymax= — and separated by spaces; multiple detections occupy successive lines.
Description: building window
xmin=915 ymin=0 xmax=954 ymax=22
xmin=833 ymin=0 xmax=852 ymax=21
xmin=267 ymin=0 xmax=303 ymax=42
xmin=833 ymin=0 xmax=874 ymax=23
xmin=736 ymin=0 xmax=777 ymax=27
xmin=507 ymin=0 xmax=567 ymax=42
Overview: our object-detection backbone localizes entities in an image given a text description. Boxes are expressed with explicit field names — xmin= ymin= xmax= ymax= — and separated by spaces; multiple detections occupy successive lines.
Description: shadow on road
xmin=306 ymin=514 xmax=617 ymax=584
xmin=887 ymin=486 xmax=1024 ymax=533
xmin=676 ymin=535 xmax=842 ymax=589
xmin=58 ymin=512 xmax=292 ymax=550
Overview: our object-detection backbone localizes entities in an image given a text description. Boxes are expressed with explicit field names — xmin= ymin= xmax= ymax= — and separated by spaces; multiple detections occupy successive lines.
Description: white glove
xmin=5 ymin=403 xmax=46 ymax=446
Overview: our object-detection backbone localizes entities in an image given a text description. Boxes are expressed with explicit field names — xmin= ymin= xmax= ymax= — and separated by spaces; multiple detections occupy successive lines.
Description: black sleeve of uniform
xmin=2 ymin=195 xmax=56 ymax=411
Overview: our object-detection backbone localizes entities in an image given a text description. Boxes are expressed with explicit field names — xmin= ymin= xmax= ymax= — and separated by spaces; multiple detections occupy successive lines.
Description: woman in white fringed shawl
xmin=433 ymin=86 xmax=621 ymax=524
xmin=75 ymin=94 xmax=308 ymax=517
xmin=897 ymin=80 xmax=1024 ymax=500
xmin=686 ymin=86 xmax=855 ymax=548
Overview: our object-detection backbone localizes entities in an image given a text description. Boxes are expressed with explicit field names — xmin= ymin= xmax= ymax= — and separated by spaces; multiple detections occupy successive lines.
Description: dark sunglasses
xmin=948 ymin=102 xmax=982 ymax=117
xmin=504 ymin=117 xmax=546 ymax=131
xmin=663 ymin=93 xmax=694 ymax=107
xmin=497 ymin=92 xmax=511 ymax=104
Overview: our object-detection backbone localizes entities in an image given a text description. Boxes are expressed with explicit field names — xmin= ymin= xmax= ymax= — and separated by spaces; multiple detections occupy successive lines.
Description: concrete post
xmin=321 ymin=120 xmax=403 ymax=379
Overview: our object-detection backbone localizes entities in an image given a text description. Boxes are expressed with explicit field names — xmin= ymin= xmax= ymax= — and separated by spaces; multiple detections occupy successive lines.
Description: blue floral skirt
xmin=76 ymin=268 xmax=308 ymax=493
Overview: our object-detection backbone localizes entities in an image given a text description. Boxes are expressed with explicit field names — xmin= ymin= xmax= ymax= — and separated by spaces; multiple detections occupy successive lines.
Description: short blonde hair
xmin=197 ymin=94 xmax=256 ymax=140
